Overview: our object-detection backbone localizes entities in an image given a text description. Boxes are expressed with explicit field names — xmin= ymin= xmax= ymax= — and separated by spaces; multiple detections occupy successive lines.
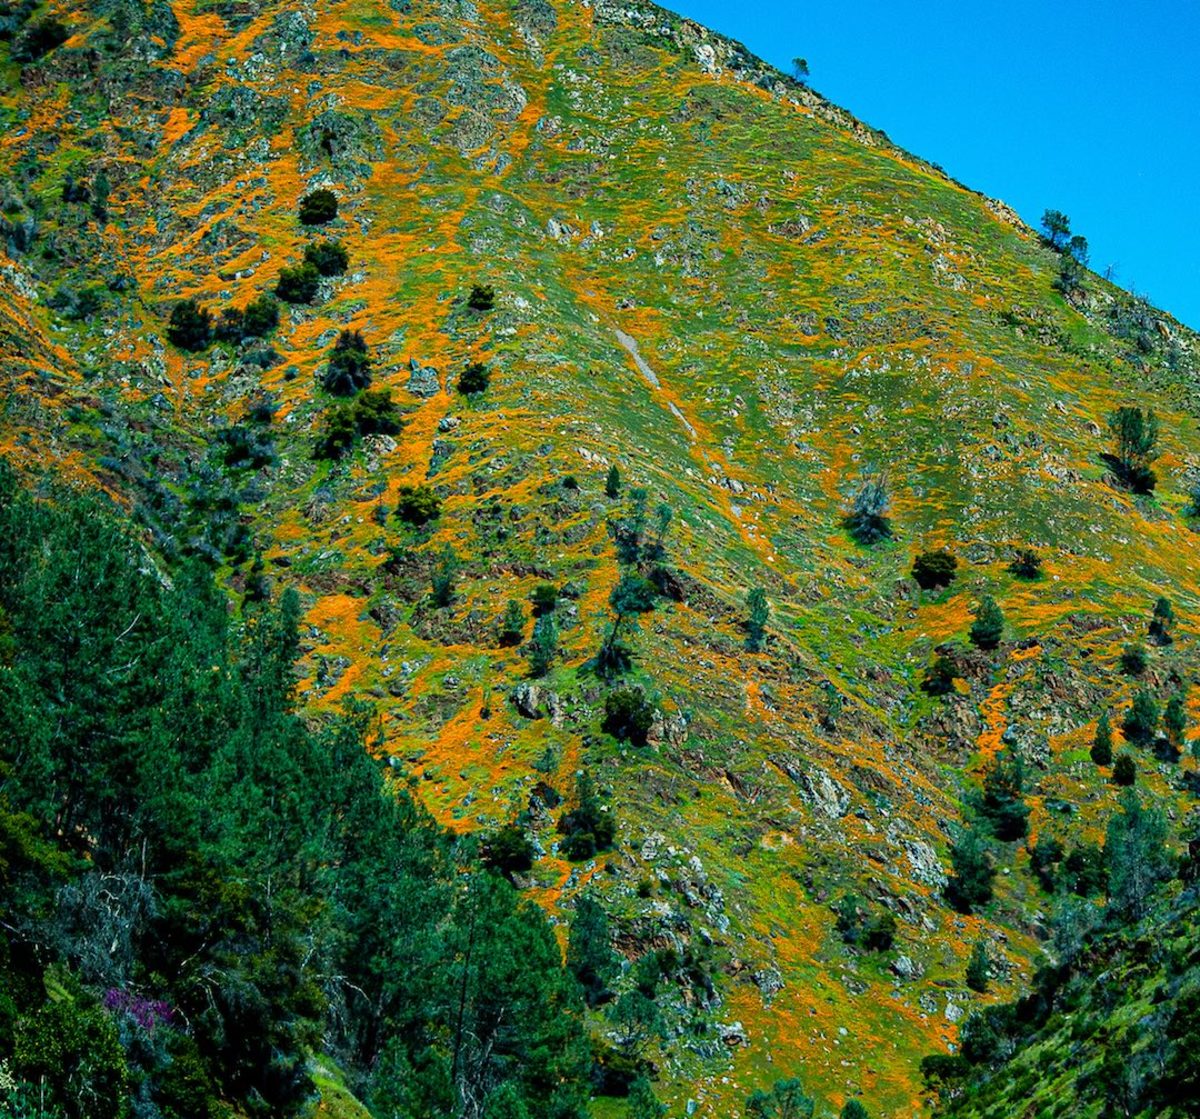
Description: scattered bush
xmin=527 ymin=615 xmax=558 ymax=677
xmin=745 ymin=1078 xmax=814 ymax=1119
xmin=275 ymin=261 xmax=320 ymax=304
xmin=530 ymin=583 xmax=558 ymax=616
xmin=1091 ymin=712 xmax=1113 ymax=766
xmin=483 ymin=823 xmax=534 ymax=876
xmin=457 ymin=361 xmax=490 ymax=395
xmin=605 ymin=463 xmax=621 ymax=498
xmin=602 ymin=688 xmax=654 ymax=746
xmin=746 ymin=587 xmax=769 ymax=652
xmin=298 ymin=188 xmax=338 ymax=225
xmin=314 ymin=390 xmax=401 ymax=458
xmin=558 ymin=771 xmax=615 ymax=860
xmin=844 ymin=474 xmax=891 ymax=544
xmin=429 ymin=546 xmax=457 ymax=607
xmin=1149 ymin=596 xmax=1174 ymax=645
xmin=1008 ymin=549 xmax=1043 ymax=579
xmin=835 ymin=895 xmax=896 ymax=952
xmin=965 ymin=939 xmax=990 ymax=993
xmin=12 ymin=17 xmax=68 ymax=62
xmin=321 ymin=329 xmax=372 ymax=395
xmin=213 ymin=295 xmax=279 ymax=344
xmin=166 ymin=298 xmax=212 ymax=351
xmin=1119 ymin=643 xmax=1148 ymax=675
xmin=969 ymin=594 xmax=1004 ymax=650
xmin=912 ymin=549 xmax=957 ymax=591
xmin=394 ymin=484 xmax=441 ymax=526
xmin=610 ymin=573 xmax=657 ymax=617
xmin=1164 ymin=693 xmax=1187 ymax=754
xmin=498 ymin=599 xmax=527 ymax=647
xmin=467 ymin=283 xmax=495 ymax=311
xmin=1112 ymin=753 xmax=1137 ymax=786
xmin=979 ymin=751 xmax=1029 ymax=841
xmin=1107 ymin=405 xmax=1159 ymax=493
xmin=922 ymin=655 xmax=957 ymax=696
xmin=945 ymin=826 xmax=996 ymax=913
xmin=303 ymin=239 xmax=349 ymax=276
xmin=1123 ymin=688 xmax=1159 ymax=743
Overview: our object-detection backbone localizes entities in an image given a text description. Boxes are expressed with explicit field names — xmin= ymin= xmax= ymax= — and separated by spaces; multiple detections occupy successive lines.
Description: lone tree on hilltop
xmin=1107 ymin=405 xmax=1159 ymax=493
xmin=791 ymin=58 xmax=810 ymax=84
xmin=1041 ymin=209 xmax=1072 ymax=251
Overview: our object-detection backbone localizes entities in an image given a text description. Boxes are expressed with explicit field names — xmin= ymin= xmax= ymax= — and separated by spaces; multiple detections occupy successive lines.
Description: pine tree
xmin=946 ymin=825 xmax=996 ymax=913
xmin=498 ymin=599 xmax=526 ymax=647
xmin=528 ymin=615 xmax=558 ymax=677
xmin=1123 ymin=689 xmax=1159 ymax=743
xmin=604 ymin=463 xmax=621 ymax=498
xmin=969 ymin=595 xmax=1004 ymax=650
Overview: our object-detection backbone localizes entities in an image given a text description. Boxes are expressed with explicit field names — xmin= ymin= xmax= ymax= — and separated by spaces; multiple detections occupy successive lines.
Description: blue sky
xmin=672 ymin=0 xmax=1200 ymax=329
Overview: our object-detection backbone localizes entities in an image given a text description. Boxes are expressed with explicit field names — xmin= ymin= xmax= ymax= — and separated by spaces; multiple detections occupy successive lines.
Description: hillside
xmin=2 ymin=1 xmax=1200 ymax=1117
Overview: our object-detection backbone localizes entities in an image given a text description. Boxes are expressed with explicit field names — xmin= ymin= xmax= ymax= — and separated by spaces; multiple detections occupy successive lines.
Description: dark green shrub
xmin=12 ymin=17 xmax=68 ymax=62
xmin=966 ymin=939 xmax=990 ymax=992
xmin=1091 ymin=712 xmax=1113 ymax=766
xmin=429 ymin=547 xmax=457 ymax=607
xmin=457 ymin=361 xmax=490 ymax=395
xmin=484 ymin=823 xmax=534 ymax=876
xmin=1123 ymin=689 xmax=1159 ymax=743
xmin=604 ymin=463 xmax=621 ymax=498
xmin=1107 ymin=405 xmax=1159 ymax=493
xmin=166 ymin=298 xmax=212 ymax=351
xmin=321 ymin=329 xmax=371 ymax=395
xmin=610 ymin=573 xmax=657 ymax=616
xmin=242 ymin=294 xmax=280 ymax=337
xmin=275 ymin=262 xmax=320 ymax=304
xmin=303 ymin=239 xmax=349 ymax=276
xmin=498 ymin=599 xmax=526 ymax=647
xmin=1149 ymin=596 xmax=1174 ymax=645
xmin=352 ymin=388 xmax=400 ymax=435
xmin=298 ymin=188 xmax=338 ymax=225
xmin=1120 ymin=643 xmax=1148 ymax=675
xmin=841 ymin=1102 xmax=868 ymax=1119
xmin=394 ymin=484 xmax=441 ymax=526
xmin=314 ymin=406 xmax=357 ymax=460
xmin=746 ymin=587 xmax=769 ymax=651
xmin=558 ymin=772 xmax=615 ymax=860
xmin=467 ymin=283 xmax=495 ymax=311
xmin=746 ymin=1078 xmax=814 ymax=1119
xmin=844 ymin=474 xmax=891 ymax=545
xmin=1112 ymin=753 xmax=1137 ymax=786
xmin=602 ymin=688 xmax=654 ymax=746
xmin=912 ymin=549 xmax=957 ymax=590
xmin=530 ymin=583 xmax=558 ymax=616
xmin=979 ymin=751 xmax=1029 ymax=841
xmin=527 ymin=615 xmax=558 ymax=677
xmin=945 ymin=826 xmax=995 ymax=913
xmin=212 ymin=307 xmax=246 ymax=344
xmin=1008 ymin=548 xmax=1043 ymax=579
xmin=922 ymin=655 xmax=957 ymax=696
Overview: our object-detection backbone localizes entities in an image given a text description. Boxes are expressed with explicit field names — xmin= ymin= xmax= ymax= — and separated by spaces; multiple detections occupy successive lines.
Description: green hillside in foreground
xmin=2 ymin=1 xmax=1200 ymax=1116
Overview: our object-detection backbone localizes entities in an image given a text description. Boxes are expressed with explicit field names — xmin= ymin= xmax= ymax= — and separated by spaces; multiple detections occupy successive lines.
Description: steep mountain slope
xmin=2 ymin=2 xmax=1200 ymax=1115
